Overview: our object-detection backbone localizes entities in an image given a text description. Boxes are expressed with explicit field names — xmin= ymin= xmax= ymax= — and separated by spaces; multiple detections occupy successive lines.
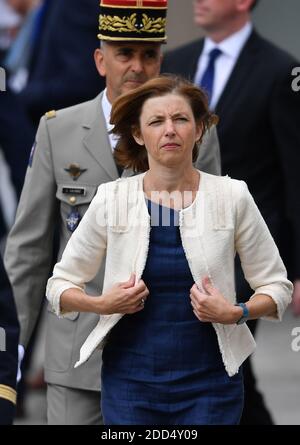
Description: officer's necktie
xmin=116 ymin=163 xmax=124 ymax=177
xmin=199 ymin=48 xmax=222 ymax=105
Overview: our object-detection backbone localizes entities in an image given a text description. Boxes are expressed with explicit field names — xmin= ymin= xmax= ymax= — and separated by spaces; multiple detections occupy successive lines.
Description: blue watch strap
xmin=235 ymin=302 xmax=249 ymax=324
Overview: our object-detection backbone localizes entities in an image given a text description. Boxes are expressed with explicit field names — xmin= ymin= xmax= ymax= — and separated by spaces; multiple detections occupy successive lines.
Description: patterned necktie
xmin=199 ymin=48 xmax=222 ymax=104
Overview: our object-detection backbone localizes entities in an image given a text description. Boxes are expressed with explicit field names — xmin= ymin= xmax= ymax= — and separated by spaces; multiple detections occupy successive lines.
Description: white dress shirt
xmin=194 ymin=22 xmax=253 ymax=110
xmin=101 ymin=89 xmax=119 ymax=151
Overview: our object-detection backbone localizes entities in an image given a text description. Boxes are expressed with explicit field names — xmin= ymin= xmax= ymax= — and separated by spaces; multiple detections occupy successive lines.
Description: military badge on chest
xmin=66 ymin=208 xmax=81 ymax=233
xmin=64 ymin=187 xmax=85 ymax=232
xmin=62 ymin=165 xmax=87 ymax=232
xmin=64 ymin=163 xmax=87 ymax=181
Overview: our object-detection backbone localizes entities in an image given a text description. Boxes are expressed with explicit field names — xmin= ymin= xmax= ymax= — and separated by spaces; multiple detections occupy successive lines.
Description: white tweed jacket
xmin=46 ymin=171 xmax=293 ymax=376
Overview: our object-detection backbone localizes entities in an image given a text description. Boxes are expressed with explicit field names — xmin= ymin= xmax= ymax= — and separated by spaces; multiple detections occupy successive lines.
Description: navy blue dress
xmin=101 ymin=200 xmax=243 ymax=425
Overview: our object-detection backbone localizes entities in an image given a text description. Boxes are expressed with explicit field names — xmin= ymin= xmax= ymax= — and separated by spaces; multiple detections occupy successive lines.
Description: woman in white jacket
xmin=47 ymin=75 xmax=292 ymax=425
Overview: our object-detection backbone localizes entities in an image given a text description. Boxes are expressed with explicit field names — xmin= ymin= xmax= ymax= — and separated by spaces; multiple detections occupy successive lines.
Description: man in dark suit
xmin=162 ymin=0 xmax=300 ymax=424
xmin=18 ymin=0 xmax=105 ymax=126
xmin=0 ymin=255 xmax=19 ymax=425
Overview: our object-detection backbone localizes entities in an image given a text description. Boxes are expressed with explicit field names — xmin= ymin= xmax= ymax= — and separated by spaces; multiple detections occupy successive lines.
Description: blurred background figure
xmin=4 ymin=0 xmax=42 ymax=93
xmin=4 ymin=0 xmax=105 ymax=127
xmin=0 ymin=88 xmax=34 ymax=244
xmin=162 ymin=0 xmax=300 ymax=425
xmin=0 ymin=0 xmax=21 ymax=61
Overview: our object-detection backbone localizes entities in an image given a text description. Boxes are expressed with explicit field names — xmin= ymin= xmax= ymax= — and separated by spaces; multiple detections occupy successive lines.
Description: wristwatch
xmin=235 ymin=302 xmax=249 ymax=325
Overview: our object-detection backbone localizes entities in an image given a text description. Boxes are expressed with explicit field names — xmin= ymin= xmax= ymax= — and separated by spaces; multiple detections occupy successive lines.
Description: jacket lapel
xmin=188 ymin=39 xmax=205 ymax=81
xmin=215 ymin=30 xmax=260 ymax=117
xmin=82 ymin=93 xmax=119 ymax=180
xmin=183 ymin=172 xmax=234 ymax=292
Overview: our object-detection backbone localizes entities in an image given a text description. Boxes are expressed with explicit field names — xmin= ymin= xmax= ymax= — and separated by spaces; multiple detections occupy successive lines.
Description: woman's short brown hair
xmin=111 ymin=74 xmax=218 ymax=173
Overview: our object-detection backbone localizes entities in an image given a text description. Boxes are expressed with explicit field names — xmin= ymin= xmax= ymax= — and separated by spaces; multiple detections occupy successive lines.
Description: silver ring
xmin=140 ymin=298 xmax=145 ymax=306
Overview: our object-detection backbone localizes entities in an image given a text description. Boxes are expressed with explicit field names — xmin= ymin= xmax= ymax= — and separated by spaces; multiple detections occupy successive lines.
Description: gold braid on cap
xmin=99 ymin=12 xmax=166 ymax=34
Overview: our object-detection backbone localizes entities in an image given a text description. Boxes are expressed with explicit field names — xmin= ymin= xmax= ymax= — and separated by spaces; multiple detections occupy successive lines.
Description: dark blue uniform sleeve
xmin=0 ymin=256 xmax=19 ymax=425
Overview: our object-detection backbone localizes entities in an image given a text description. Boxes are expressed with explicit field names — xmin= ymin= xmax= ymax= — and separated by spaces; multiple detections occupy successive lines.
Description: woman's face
xmin=133 ymin=93 xmax=203 ymax=169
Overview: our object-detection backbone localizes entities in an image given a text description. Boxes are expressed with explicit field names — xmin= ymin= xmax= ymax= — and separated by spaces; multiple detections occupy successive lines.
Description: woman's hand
xmin=98 ymin=273 xmax=149 ymax=315
xmin=190 ymin=276 xmax=241 ymax=324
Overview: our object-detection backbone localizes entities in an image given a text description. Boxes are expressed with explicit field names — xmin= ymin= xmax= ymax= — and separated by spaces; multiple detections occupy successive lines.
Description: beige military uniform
xmin=4 ymin=92 xmax=221 ymax=424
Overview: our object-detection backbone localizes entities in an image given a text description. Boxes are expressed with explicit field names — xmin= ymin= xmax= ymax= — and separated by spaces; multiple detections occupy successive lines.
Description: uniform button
xmin=69 ymin=196 xmax=77 ymax=204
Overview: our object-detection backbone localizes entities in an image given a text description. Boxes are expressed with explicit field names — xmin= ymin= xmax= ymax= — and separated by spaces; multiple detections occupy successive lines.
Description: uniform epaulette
xmin=45 ymin=110 xmax=56 ymax=119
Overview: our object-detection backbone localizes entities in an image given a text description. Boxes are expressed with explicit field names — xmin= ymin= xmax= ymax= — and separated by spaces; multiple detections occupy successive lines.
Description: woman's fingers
xmin=135 ymin=279 xmax=148 ymax=292
xmin=202 ymin=276 xmax=214 ymax=295
xmin=110 ymin=277 xmax=150 ymax=314
xmin=133 ymin=288 xmax=149 ymax=306
xmin=191 ymin=298 xmax=210 ymax=320
xmin=121 ymin=273 xmax=136 ymax=289
xmin=120 ymin=283 xmax=149 ymax=313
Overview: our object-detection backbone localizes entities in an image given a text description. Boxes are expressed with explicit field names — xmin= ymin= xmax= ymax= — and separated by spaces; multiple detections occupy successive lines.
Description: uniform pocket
xmin=56 ymin=184 xmax=98 ymax=234
xmin=56 ymin=184 xmax=97 ymax=207
xmin=45 ymin=306 xmax=79 ymax=372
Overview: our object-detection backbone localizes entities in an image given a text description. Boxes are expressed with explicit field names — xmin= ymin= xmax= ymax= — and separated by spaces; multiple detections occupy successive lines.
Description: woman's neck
xmin=144 ymin=166 xmax=199 ymax=194
xmin=143 ymin=166 xmax=200 ymax=210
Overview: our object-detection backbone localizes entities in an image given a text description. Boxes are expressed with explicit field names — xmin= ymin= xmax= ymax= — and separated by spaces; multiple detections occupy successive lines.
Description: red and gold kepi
xmin=98 ymin=0 xmax=168 ymax=43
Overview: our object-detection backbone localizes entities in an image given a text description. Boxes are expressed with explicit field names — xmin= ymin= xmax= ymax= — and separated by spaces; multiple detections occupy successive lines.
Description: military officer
xmin=5 ymin=0 xmax=221 ymax=425
xmin=0 ymin=255 xmax=19 ymax=425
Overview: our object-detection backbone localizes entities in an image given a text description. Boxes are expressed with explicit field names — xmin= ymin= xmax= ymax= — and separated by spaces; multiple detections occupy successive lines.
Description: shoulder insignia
xmin=0 ymin=384 xmax=17 ymax=405
xmin=45 ymin=110 xmax=56 ymax=119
